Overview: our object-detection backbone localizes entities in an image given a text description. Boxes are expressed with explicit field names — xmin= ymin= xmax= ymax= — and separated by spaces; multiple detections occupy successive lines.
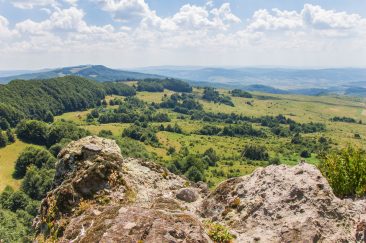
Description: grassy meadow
xmin=1 ymin=87 xmax=365 ymax=189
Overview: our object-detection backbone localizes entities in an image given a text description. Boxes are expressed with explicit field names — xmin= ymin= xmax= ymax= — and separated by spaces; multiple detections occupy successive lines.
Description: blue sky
xmin=0 ymin=0 xmax=366 ymax=69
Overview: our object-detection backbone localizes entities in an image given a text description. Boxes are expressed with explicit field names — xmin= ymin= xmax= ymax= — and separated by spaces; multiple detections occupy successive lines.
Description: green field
xmin=0 ymin=139 xmax=39 ymax=191
xmin=1 ymin=88 xmax=365 ymax=189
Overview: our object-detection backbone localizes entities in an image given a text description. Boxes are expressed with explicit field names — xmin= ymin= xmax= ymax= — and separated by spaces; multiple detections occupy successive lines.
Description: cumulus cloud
xmin=1 ymin=2 xmax=366 ymax=68
xmin=302 ymin=4 xmax=364 ymax=29
xmin=247 ymin=4 xmax=366 ymax=34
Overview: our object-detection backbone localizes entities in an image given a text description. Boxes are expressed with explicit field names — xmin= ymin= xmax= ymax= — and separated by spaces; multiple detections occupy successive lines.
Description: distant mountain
xmin=0 ymin=65 xmax=164 ymax=83
xmin=134 ymin=66 xmax=366 ymax=91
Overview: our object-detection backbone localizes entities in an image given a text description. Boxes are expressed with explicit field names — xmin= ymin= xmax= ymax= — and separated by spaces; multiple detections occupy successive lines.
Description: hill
xmin=0 ymin=65 xmax=164 ymax=83
xmin=135 ymin=66 xmax=366 ymax=96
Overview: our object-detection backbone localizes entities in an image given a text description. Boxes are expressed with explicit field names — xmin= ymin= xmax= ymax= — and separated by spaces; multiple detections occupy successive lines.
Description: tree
xmin=21 ymin=165 xmax=55 ymax=200
xmin=0 ymin=118 xmax=10 ymax=130
xmin=6 ymin=129 xmax=15 ymax=143
xmin=241 ymin=144 xmax=269 ymax=161
xmin=185 ymin=166 xmax=204 ymax=182
xmin=15 ymin=120 xmax=48 ymax=145
xmin=0 ymin=132 xmax=7 ymax=148
xmin=300 ymin=150 xmax=311 ymax=158
xmin=47 ymin=121 xmax=90 ymax=147
xmin=203 ymin=148 xmax=219 ymax=166
xmin=14 ymin=147 xmax=56 ymax=179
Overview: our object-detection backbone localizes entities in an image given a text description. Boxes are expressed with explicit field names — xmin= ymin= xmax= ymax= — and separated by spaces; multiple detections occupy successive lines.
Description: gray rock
xmin=176 ymin=188 xmax=198 ymax=203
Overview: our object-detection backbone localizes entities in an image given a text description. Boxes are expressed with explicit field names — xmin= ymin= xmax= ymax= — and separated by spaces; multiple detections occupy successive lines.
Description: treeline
xmin=0 ymin=76 xmax=136 ymax=127
xmin=137 ymin=78 xmax=192 ymax=93
xmin=197 ymin=123 xmax=265 ymax=138
xmin=230 ymin=89 xmax=253 ymax=98
xmin=96 ymin=97 xmax=171 ymax=124
xmin=191 ymin=112 xmax=325 ymax=135
xmin=330 ymin=116 xmax=361 ymax=124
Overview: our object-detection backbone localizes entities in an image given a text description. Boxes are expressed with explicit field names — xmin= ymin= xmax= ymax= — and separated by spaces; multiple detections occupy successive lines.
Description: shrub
xmin=185 ymin=166 xmax=204 ymax=182
xmin=319 ymin=146 xmax=366 ymax=198
xmin=241 ymin=144 xmax=269 ymax=161
xmin=300 ymin=150 xmax=311 ymax=158
xmin=205 ymin=221 xmax=235 ymax=243
xmin=16 ymin=120 xmax=48 ymax=145
xmin=14 ymin=147 xmax=56 ymax=179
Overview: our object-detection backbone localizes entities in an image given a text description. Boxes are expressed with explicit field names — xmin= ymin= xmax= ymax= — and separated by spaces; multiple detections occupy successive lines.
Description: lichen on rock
xmin=34 ymin=137 xmax=366 ymax=243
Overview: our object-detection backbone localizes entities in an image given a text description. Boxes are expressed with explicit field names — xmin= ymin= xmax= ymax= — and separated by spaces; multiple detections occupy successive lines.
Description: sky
xmin=0 ymin=0 xmax=366 ymax=70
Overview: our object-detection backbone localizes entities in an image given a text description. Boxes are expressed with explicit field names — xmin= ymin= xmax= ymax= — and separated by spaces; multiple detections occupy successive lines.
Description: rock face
xmin=35 ymin=136 xmax=366 ymax=243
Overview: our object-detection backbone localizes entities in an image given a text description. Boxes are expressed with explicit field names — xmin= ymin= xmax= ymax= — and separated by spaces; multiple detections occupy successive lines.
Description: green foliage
xmin=47 ymin=121 xmax=90 ymax=146
xmin=269 ymin=157 xmax=281 ymax=165
xmin=231 ymin=89 xmax=253 ymax=98
xmin=0 ymin=132 xmax=7 ymax=148
xmin=300 ymin=150 xmax=311 ymax=158
xmin=203 ymin=87 xmax=234 ymax=106
xmin=0 ymin=208 xmax=30 ymax=243
xmin=203 ymin=148 xmax=219 ymax=166
xmin=14 ymin=146 xmax=56 ymax=179
xmin=48 ymin=138 xmax=72 ymax=157
xmin=158 ymin=123 xmax=183 ymax=134
xmin=116 ymin=137 xmax=153 ymax=159
xmin=319 ymin=146 xmax=366 ymax=198
xmin=6 ymin=129 xmax=15 ymax=143
xmin=122 ymin=123 xmax=160 ymax=147
xmin=137 ymin=78 xmax=192 ymax=93
xmin=0 ymin=77 xmax=106 ymax=125
xmin=102 ymin=82 xmax=136 ymax=96
xmin=185 ymin=166 xmax=204 ymax=182
xmin=16 ymin=120 xmax=49 ymax=145
xmin=0 ymin=118 xmax=10 ymax=130
xmin=205 ymin=221 xmax=235 ymax=243
xmin=330 ymin=116 xmax=357 ymax=123
xmin=160 ymin=93 xmax=202 ymax=114
xmin=98 ymin=129 xmax=113 ymax=138
xmin=21 ymin=165 xmax=55 ymax=200
xmin=242 ymin=144 xmax=269 ymax=161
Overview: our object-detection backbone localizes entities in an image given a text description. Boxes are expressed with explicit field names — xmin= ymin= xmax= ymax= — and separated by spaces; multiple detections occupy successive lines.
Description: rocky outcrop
xmin=35 ymin=136 xmax=366 ymax=242
xmin=201 ymin=163 xmax=366 ymax=242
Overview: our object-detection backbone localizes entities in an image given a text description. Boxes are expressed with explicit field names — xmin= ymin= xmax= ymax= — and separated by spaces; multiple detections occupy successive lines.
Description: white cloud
xmin=1 ymin=2 xmax=366 ymax=68
xmin=99 ymin=0 xmax=151 ymax=22
xmin=302 ymin=4 xmax=364 ymax=29
xmin=0 ymin=15 xmax=17 ymax=38
xmin=247 ymin=4 xmax=366 ymax=34
xmin=247 ymin=9 xmax=302 ymax=31
xmin=11 ymin=0 xmax=57 ymax=9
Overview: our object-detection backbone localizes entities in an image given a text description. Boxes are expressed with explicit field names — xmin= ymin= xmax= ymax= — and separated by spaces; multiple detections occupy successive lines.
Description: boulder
xmin=176 ymin=188 xmax=199 ymax=203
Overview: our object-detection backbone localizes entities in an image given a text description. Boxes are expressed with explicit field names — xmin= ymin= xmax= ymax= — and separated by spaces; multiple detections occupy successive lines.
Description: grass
xmin=0 ymin=139 xmax=36 ymax=191
xmin=2 ymin=87 xmax=362 ymax=191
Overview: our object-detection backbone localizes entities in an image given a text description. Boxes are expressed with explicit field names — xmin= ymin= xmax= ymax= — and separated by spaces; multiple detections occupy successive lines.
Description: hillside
xmin=34 ymin=136 xmax=366 ymax=242
xmin=0 ymin=65 xmax=164 ymax=83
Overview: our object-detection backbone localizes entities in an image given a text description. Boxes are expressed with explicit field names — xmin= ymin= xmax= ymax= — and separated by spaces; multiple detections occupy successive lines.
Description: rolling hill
xmin=0 ymin=65 xmax=164 ymax=83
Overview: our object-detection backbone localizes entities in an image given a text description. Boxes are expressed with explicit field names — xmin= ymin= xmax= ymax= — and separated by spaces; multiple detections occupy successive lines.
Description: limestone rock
xmin=35 ymin=137 xmax=366 ymax=243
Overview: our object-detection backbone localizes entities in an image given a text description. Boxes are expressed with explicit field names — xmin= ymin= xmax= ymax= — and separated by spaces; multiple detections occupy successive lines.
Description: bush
xmin=185 ymin=166 xmax=204 ymax=182
xmin=16 ymin=120 xmax=48 ymax=145
xmin=47 ymin=121 xmax=90 ymax=147
xmin=203 ymin=148 xmax=219 ymax=166
xmin=319 ymin=146 xmax=366 ymax=198
xmin=13 ymin=147 xmax=56 ymax=179
xmin=241 ymin=144 xmax=269 ymax=161
xmin=300 ymin=150 xmax=311 ymax=158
